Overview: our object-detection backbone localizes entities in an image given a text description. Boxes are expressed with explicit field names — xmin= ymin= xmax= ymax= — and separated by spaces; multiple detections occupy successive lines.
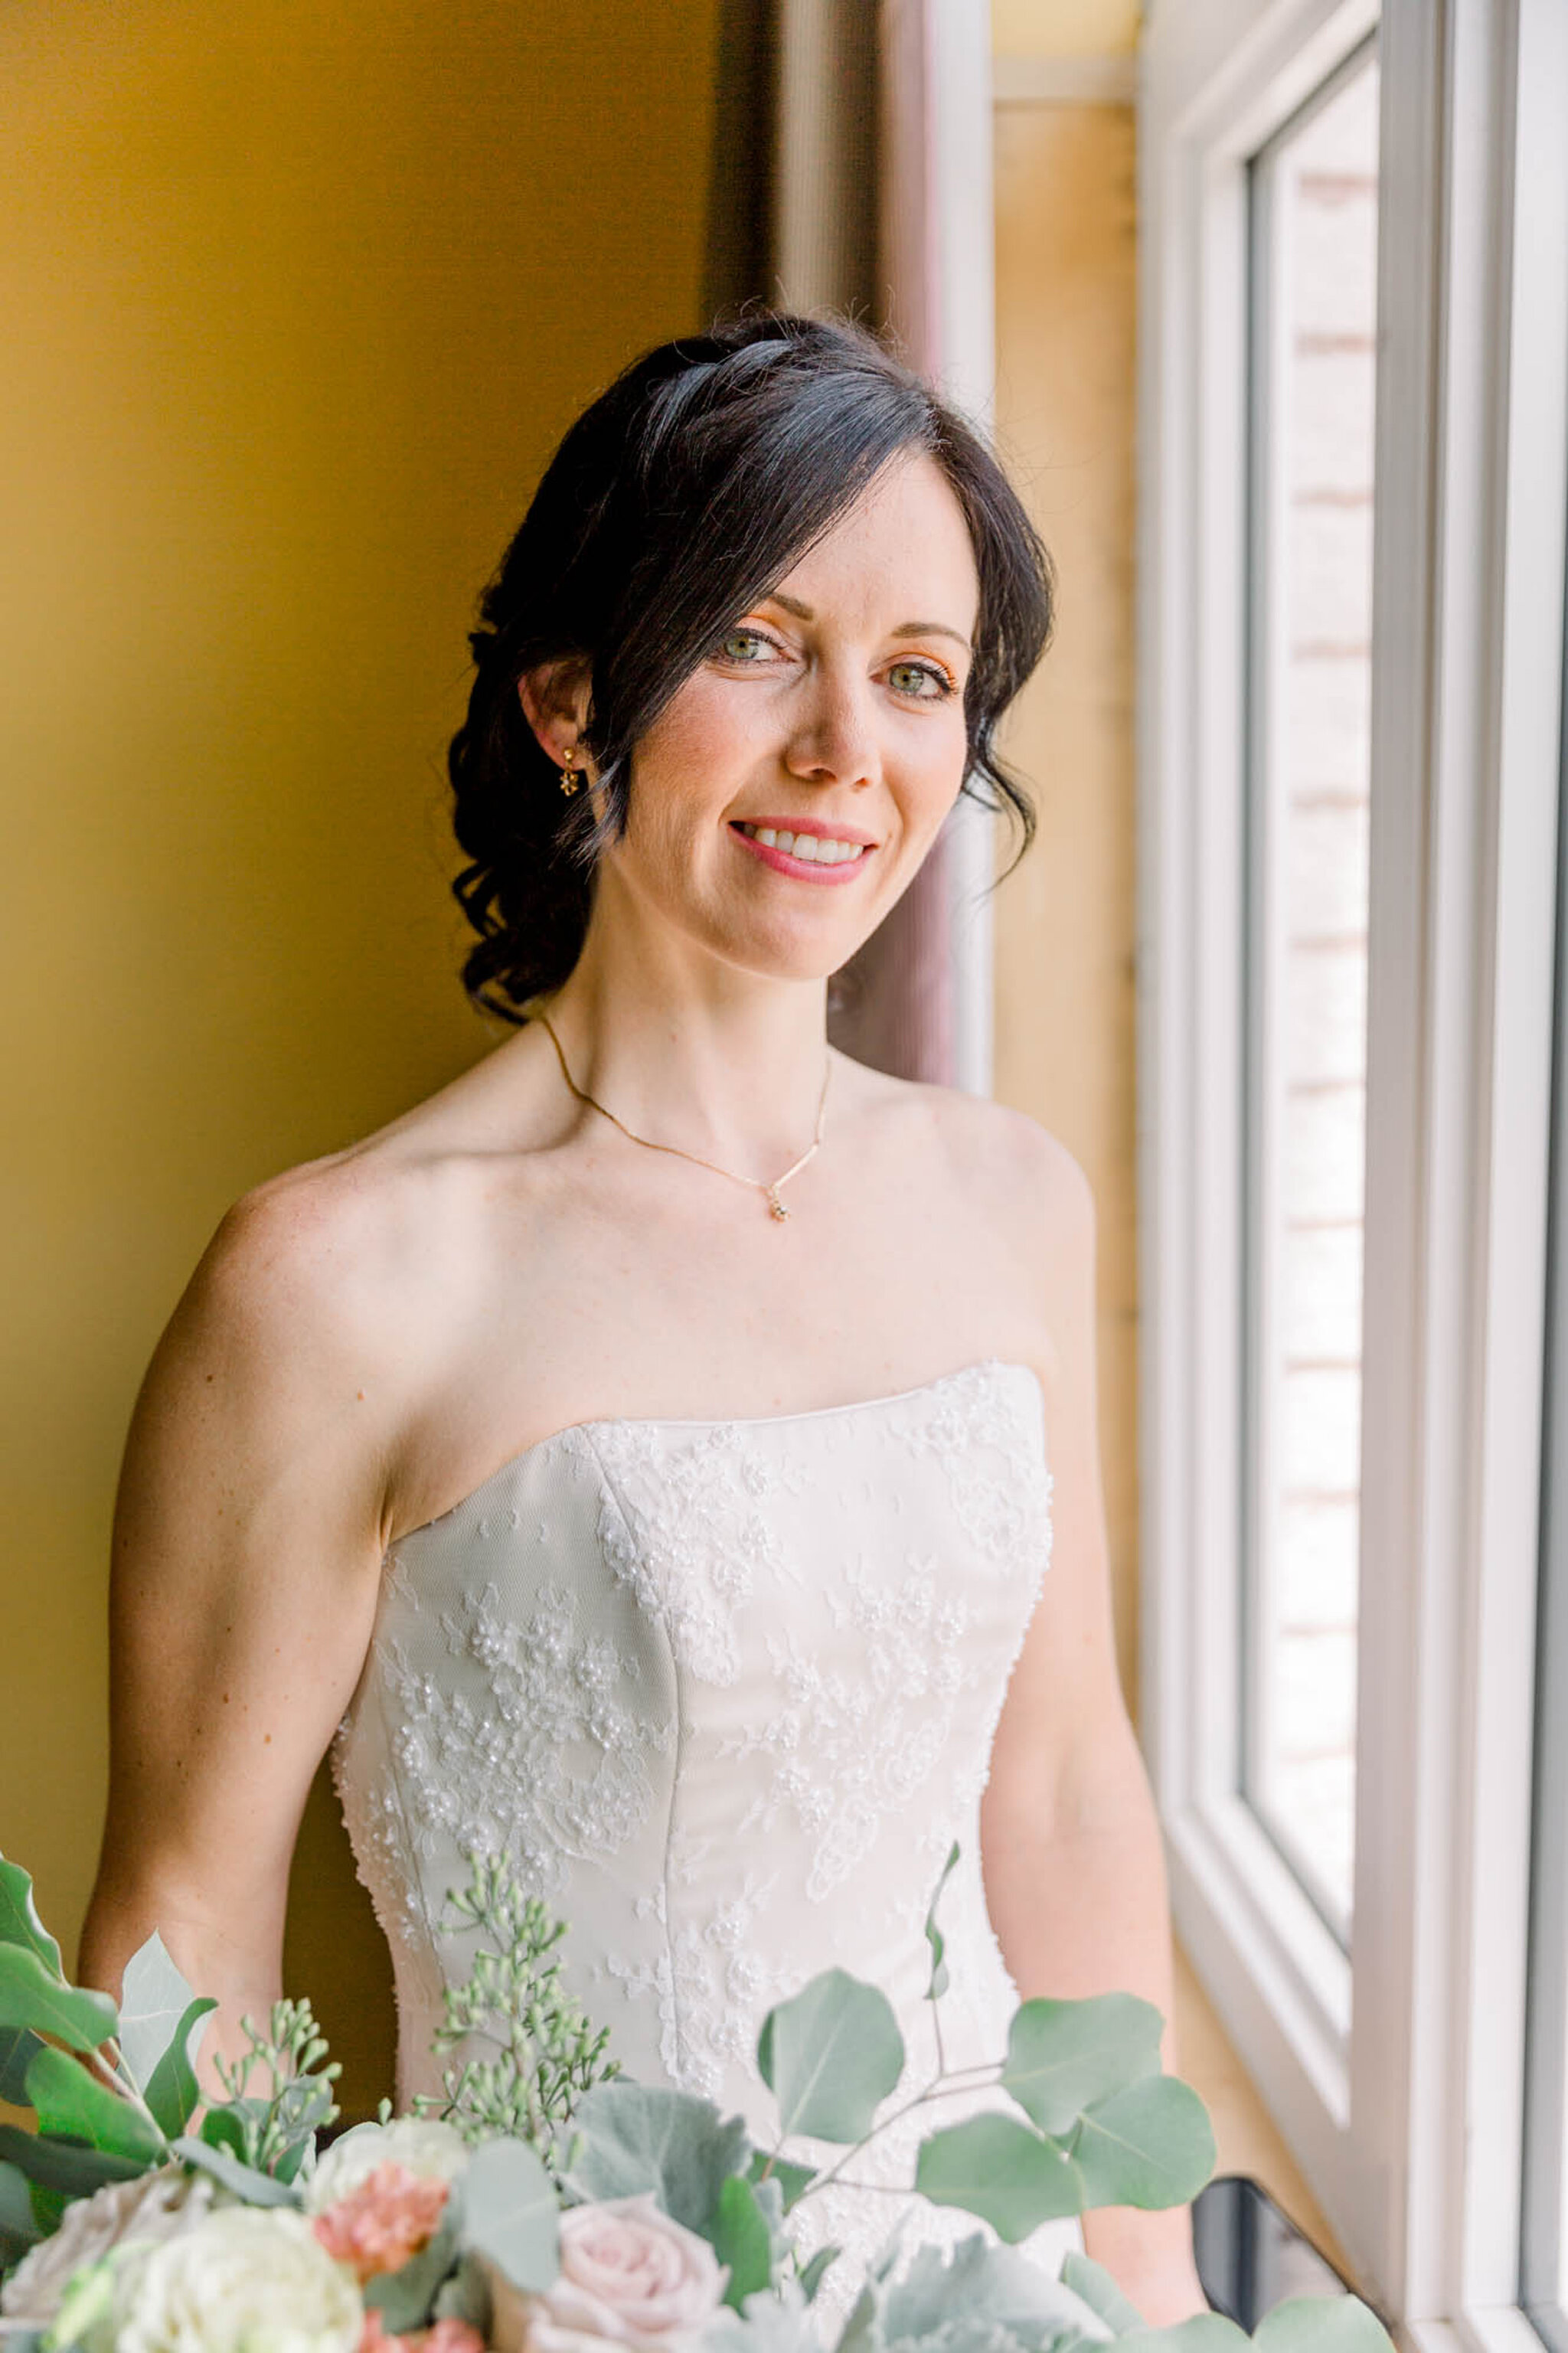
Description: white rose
xmin=112 ymin=2206 xmax=362 ymax=2353
xmin=488 ymin=2192 xmax=730 ymax=2353
xmin=0 ymin=2167 xmax=219 ymax=2328
xmin=304 ymin=2120 xmax=469 ymax=2215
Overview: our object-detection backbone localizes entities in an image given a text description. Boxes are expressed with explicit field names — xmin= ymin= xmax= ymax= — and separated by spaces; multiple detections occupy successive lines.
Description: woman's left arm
xmin=979 ymin=1123 xmax=1210 ymax=2327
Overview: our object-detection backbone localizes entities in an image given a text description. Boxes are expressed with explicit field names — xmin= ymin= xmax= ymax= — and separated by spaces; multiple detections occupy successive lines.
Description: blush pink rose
xmin=488 ymin=2192 xmax=730 ymax=2353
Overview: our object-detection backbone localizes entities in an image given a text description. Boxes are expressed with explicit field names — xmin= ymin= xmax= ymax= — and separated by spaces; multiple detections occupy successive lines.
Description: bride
xmin=77 ymin=313 xmax=1206 ymax=2328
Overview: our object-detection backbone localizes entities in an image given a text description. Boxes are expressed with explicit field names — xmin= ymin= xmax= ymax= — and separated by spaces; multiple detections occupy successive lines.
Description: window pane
xmin=1521 ymin=511 xmax=1568 ymax=2353
xmin=1240 ymin=44 xmax=1380 ymax=1948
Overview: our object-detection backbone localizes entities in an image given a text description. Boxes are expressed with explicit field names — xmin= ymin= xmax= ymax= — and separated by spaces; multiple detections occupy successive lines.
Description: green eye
xmin=718 ymin=628 xmax=771 ymax=662
xmin=889 ymin=659 xmax=952 ymax=698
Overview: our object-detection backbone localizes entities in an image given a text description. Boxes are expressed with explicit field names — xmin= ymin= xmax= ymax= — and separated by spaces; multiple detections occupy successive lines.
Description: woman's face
xmin=595 ymin=450 xmax=982 ymax=984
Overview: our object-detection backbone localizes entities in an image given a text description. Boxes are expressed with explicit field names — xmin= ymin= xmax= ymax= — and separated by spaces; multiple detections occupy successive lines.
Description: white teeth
xmin=738 ymin=822 xmax=865 ymax=863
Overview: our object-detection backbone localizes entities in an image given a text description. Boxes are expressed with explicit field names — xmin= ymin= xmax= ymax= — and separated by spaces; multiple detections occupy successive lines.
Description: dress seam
xmin=581 ymin=1427 xmax=686 ymax=2089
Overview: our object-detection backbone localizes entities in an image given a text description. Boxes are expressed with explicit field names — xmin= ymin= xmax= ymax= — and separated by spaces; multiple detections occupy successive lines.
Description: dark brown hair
xmin=449 ymin=311 xmax=1054 ymax=1023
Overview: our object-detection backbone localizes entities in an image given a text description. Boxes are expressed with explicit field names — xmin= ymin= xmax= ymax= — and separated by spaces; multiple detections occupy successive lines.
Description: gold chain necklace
xmin=536 ymin=1012 xmax=830 ymax=1223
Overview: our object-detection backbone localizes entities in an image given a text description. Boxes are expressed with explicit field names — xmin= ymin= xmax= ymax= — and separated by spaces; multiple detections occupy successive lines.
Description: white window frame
xmin=1138 ymin=0 xmax=1568 ymax=2341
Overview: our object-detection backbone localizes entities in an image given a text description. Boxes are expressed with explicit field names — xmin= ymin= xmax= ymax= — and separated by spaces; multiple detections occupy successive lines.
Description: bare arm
xmin=979 ymin=1132 xmax=1207 ymax=2325
xmin=77 ymin=1178 xmax=398 ymax=2096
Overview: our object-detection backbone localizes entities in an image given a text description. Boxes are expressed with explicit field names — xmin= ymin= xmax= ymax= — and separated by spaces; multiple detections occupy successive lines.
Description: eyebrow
xmin=766 ymin=590 xmax=972 ymax=655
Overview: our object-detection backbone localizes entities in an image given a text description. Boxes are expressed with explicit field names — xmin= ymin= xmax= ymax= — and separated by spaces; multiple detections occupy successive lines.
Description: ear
xmin=518 ymin=655 xmax=592 ymax=770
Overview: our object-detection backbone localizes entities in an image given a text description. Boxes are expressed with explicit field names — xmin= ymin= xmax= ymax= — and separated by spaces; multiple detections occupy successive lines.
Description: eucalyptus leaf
xmin=1253 ymin=2299 xmax=1393 ymax=2353
xmin=462 ymin=2136 xmax=560 ymax=2292
xmin=560 ymin=2082 xmax=752 ymax=2235
xmin=143 ymin=1998 xmax=217 ymax=2142
xmin=756 ymin=1970 xmax=904 ymax=2144
xmin=365 ymin=2194 xmax=463 ymax=2331
xmin=711 ymin=2172 xmax=773 ymax=2308
xmin=1115 ymin=2319 xmax=1252 ymax=2353
xmin=433 ymin=2251 xmax=493 ymax=2335
xmin=797 ymin=2244 xmax=841 ymax=2302
xmin=24 ymin=2044 xmax=164 ymax=2166
xmin=0 ymin=1863 xmax=63 ymax=1978
xmin=746 ymin=2149 xmax=815 ymax=2213
xmin=1060 ymin=2250 xmax=1148 ymax=2335
xmin=171 ymin=2132 xmax=300 ymax=2206
xmin=0 ymin=1949 xmax=117 ymax=2056
xmin=1071 ymin=2078 xmax=1216 ymax=2211
xmin=0 ymin=2331 xmax=42 ymax=2353
xmin=884 ymin=2230 xmax=1115 ymax=2348
xmin=0 ymin=2025 xmax=44 ymax=2106
xmin=915 ymin=2113 xmax=1085 ymax=2240
xmin=0 ymin=2123 xmax=145 ymax=2198
xmin=117 ymin=1936 xmax=201 ymax=2094
xmin=0 ymin=2155 xmax=41 ymax=2267
xmin=1001 ymin=1997 xmax=1166 ymax=2138
xmin=923 ymin=1841 xmax=961 ymax=2001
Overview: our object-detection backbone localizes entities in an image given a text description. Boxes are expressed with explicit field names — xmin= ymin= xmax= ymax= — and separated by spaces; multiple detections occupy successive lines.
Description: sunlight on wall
xmin=0 ymin=0 xmax=720 ymax=2118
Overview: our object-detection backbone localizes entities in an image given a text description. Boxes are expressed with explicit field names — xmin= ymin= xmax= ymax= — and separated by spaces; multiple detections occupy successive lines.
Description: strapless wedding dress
xmin=331 ymin=1357 xmax=1083 ymax=2329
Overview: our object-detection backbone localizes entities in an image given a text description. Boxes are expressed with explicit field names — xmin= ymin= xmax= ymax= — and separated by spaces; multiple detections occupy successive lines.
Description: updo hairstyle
xmin=448 ymin=312 xmax=1054 ymax=1025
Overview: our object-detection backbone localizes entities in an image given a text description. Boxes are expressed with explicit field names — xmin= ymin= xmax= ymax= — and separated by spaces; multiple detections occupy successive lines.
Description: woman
xmin=79 ymin=314 xmax=1206 ymax=2328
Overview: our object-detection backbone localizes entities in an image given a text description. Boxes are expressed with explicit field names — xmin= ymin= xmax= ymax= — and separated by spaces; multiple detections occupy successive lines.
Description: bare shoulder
xmin=135 ymin=1141 xmax=484 ymax=1551
xmin=854 ymin=1060 xmax=1095 ymax=1252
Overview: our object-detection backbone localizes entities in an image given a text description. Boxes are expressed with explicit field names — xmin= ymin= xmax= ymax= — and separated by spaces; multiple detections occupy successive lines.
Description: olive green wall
xmin=0 ymin=0 xmax=720 ymax=2116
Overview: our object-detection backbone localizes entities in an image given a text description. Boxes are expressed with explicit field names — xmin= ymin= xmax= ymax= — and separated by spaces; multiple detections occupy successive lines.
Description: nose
xmin=782 ymin=668 xmax=878 ymax=789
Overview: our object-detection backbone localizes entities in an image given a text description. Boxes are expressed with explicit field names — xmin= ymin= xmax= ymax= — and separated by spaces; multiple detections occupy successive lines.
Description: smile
xmin=730 ymin=822 xmax=873 ymax=884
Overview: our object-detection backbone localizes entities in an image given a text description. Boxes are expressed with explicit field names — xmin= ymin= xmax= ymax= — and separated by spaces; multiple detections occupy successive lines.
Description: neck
xmin=529 ymin=891 xmax=837 ymax=1178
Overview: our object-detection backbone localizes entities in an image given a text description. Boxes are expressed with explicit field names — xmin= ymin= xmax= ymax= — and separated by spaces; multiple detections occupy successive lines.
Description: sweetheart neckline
xmin=390 ymin=1355 xmax=1046 ymax=1548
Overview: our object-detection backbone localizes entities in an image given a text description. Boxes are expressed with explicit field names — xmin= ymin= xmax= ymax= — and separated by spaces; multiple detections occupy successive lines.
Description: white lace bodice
xmin=331 ymin=1358 xmax=1083 ymax=2326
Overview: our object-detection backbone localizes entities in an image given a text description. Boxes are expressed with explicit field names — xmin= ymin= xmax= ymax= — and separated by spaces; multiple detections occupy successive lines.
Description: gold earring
xmin=560 ymin=744 xmax=582 ymax=797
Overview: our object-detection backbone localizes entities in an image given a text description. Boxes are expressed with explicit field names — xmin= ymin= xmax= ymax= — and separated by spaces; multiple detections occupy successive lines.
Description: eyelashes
xmin=712 ymin=626 xmax=959 ymax=702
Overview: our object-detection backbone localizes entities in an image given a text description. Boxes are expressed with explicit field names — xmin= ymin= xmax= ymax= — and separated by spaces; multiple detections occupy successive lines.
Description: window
xmin=1140 ymin=0 xmax=1568 ymax=2335
xmin=1242 ymin=39 xmax=1379 ymax=1946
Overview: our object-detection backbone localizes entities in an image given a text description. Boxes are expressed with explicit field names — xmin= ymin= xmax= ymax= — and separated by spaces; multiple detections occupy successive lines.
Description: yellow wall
xmin=991 ymin=100 xmax=1141 ymax=1721
xmin=0 ymin=0 xmax=720 ymax=2117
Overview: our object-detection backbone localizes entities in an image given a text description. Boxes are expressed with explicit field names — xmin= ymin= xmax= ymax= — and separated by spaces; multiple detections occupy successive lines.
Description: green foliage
xmin=413 ymin=1852 xmax=621 ymax=2153
xmin=0 ymin=1863 xmax=63 ymax=1978
xmin=461 ymin=2134 xmax=561 ymax=2292
xmin=1068 ymin=2080 xmax=1216 ymax=2211
xmin=1059 ymin=2251 xmax=1148 ymax=2335
xmin=207 ymin=1998 xmax=341 ymax=2176
xmin=757 ymin=1971 xmax=906 ymax=2144
xmin=884 ymin=2234 xmax=1114 ymax=2353
xmin=913 ymin=2114 xmax=1085 ymax=2240
xmin=1001 ymin=1998 xmax=1166 ymax=2139
xmin=1252 ymin=2302 xmax=1395 ymax=2353
xmin=713 ymin=2172 xmax=776 ymax=2308
xmin=560 ymin=2080 xmax=752 ymax=2237
xmin=22 ymin=2045 xmax=163 ymax=2167
xmin=169 ymin=2132 xmax=302 ymax=2208
xmin=0 ymin=2026 xmax=44 ymax=2105
xmin=0 ymin=1949 xmax=118 ymax=2058
xmin=0 ymin=2156 xmax=41 ymax=2269
xmin=923 ymin=1843 xmax=961 ymax=2002
xmin=747 ymin=2148 xmax=817 ymax=2214
xmin=0 ymin=2123 xmax=144 ymax=2201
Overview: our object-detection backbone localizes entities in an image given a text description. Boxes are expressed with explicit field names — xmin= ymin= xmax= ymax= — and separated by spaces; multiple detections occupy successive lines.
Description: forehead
xmin=768 ymin=452 xmax=980 ymax=634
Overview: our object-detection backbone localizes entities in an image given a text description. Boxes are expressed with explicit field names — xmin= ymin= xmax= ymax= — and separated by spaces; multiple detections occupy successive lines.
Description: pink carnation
xmin=314 ymin=2161 xmax=450 ymax=2284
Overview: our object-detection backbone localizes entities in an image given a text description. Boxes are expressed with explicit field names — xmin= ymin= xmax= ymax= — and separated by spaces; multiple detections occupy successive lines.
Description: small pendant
xmin=766 ymin=1186 xmax=789 ymax=1221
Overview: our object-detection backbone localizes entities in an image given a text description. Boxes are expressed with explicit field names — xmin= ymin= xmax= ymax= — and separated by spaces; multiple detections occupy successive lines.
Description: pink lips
xmin=729 ymin=822 xmax=873 ymax=885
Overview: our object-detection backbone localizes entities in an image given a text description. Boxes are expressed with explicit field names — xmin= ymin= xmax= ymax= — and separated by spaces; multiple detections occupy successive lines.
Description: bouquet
xmin=0 ymin=1845 xmax=1390 ymax=2353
